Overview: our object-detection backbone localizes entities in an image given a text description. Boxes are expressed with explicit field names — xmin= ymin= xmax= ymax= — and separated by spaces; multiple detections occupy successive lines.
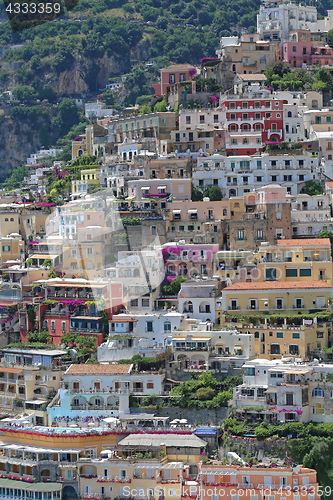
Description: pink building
xmin=283 ymin=30 xmax=333 ymax=67
xmin=163 ymin=243 xmax=219 ymax=278
xmin=152 ymin=64 xmax=196 ymax=96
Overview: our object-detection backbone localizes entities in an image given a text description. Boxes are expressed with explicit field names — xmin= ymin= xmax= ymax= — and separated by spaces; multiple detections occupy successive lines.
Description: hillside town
xmin=2 ymin=0 xmax=333 ymax=499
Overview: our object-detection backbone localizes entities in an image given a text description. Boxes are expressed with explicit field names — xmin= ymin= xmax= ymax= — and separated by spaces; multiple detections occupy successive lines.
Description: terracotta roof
xmin=277 ymin=238 xmax=331 ymax=246
xmin=326 ymin=182 xmax=333 ymax=187
xmin=225 ymin=281 xmax=332 ymax=291
xmin=0 ymin=368 xmax=22 ymax=374
xmin=65 ymin=364 xmax=132 ymax=375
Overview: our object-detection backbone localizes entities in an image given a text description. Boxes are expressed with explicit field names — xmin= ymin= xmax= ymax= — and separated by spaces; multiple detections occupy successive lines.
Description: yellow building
xmin=71 ymin=126 xmax=93 ymax=160
xmin=0 ymin=235 xmax=24 ymax=264
xmin=79 ymin=432 xmax=205 ymax=500
xmin=222 ymin=281 xmax=332 ymax=314
xmin=256 ymin=238 xmax=332 ymax=284
xmin=71 ymin=168 xmax=100 ymax=196
xmin=229 ymin=320 xmax=330 ymax=359
xmin=0 ymin=211 xmax=20 ymax=237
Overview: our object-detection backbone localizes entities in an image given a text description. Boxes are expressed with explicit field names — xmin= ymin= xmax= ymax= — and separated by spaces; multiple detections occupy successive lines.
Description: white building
xmin=167 ymin=328 xmax=254 ymax=370
xmin=193 ymin=152 xmax=319 ymax=197
xmin=178 ymin=281 xmax=220 ymax=323
xmin=48 ymin=363 xmax=164 ymax=423
xmin=289 ymin=193 xmax=333 ymax=237
xmin=257 ymin=0 xmax=317 ymax=42
xmin=85 ymin=102 xmax=115 ymax=119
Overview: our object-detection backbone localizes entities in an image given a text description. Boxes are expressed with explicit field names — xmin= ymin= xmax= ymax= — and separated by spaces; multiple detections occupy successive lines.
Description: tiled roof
xmin=65 ymin=364 xmax=132 ymax=375
xmin=0 ymin=368 xmax=22 ymax=374
xmin=225 ymin=281 xmax=332 ymax=291
xmin=326 ymin=182 xmax=333 ymax=187
xmin=277 ymin=238 xmax=331 ymax=246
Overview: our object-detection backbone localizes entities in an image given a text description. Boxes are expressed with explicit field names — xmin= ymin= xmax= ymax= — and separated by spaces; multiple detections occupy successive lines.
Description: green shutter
xmin=277 ymin=332 xmax=283 ymax=338
xmin=265 ymin=268 xmax=276 ymax=280
xmin=286 ymin=268 xmax=298 ymax=277
xmin=292 ymin=332 xmax=300 ymax=339
xmin=300 ymin=268 xmax=311 ymax=277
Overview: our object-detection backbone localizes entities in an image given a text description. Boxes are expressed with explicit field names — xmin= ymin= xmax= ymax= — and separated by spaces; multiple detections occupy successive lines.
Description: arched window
xmin=288 ymin=111 xmax=292 ymax=117
xmin=292 ymin=46 xmax=297 ymax=52
xmin=312 ymin=388 xmax=324 ymax=397
xmin=164 ymin=322 xmax=171 ymax=332
xmin=223 ymin=208 xmax=228 ymax=216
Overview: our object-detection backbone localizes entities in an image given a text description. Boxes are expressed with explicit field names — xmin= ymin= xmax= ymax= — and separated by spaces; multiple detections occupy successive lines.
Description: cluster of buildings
xmin=3 ymin=1 xmax=333 ymax=497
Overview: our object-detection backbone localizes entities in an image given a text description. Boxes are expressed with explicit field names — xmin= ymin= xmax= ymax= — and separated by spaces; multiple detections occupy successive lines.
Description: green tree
xmin=197 ymin=387 xmax=215 ymax=400
xmin=304 ymin=180 xmax=323 ymax=196
xmin=203 ymin=185 xmax=223 ymax=201
xmin=154 ymin=100 xmax=167 ymax=112
xmin=12 ymin=85 xmax=37 ymax=102
xmin=191 ymin=185 xmax=203 ymax=201
xmin=161 ymin=276 xmax=186 ymax=296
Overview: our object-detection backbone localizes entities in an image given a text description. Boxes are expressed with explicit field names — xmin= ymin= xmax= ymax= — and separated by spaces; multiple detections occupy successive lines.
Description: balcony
xmin=238 ymin=483 xmax=253 ymax=488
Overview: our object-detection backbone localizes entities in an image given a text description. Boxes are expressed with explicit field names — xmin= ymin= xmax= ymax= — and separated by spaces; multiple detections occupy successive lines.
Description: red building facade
xmin=222 ymin=97 xmax=284 ymax=155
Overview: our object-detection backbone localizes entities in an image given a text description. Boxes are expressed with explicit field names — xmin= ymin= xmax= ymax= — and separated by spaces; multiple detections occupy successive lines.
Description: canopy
xmin=102 ymin=417 xmax=119 ymax=423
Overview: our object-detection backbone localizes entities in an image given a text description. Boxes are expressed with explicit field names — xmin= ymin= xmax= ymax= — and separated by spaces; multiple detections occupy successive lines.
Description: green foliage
xmin=122 ymin=217 xmax=142 ymax=226
xmin=169 ymin=372 xmax=236 ymax=409
xmin=13 ymin=85 xmax=37 ymax=102
xmin=154 ymin=100 xmax=167 ymax=112
xmin=161 ymin=276 xmax=187 ymax=296
xmin=192 ymin=184 xmax=203 ymax=201
xmin=61 ymin=332 xmax=97 ymax=355
xmin=26 ymin=307 xmax=36 ymax=330
xmin=328 ymin=28 xmax=333 ymax=44
xmin=27 ymin=330 xmax=50 ymax=344
xmin=0 ymin=164 xmax=28 ymax=187
xmin=304 ymin=180 xmax=323 ymax=196
xmin=118 ymin=351 xmax=171 ymax=370
xmin=196 ymin=387 xmax=215 ymax=400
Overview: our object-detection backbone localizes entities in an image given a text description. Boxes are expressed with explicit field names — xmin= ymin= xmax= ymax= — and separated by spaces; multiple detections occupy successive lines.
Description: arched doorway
xmin=62 ymin=485 xmax=78 ymax=500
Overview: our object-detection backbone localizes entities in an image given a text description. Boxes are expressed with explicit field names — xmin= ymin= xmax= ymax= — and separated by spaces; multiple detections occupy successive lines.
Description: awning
xmin=141 ymin=186 xmax=150 ymax=190
xmin=188 ymin=209 xmax=198 ymax=214
xmin=172 ymin=210 xmax=181 ymax=214
xmin=30 ymin=254 xmax=59 ymax=260
xmin=265 ymin=388 xmax=277 ymax=394
xmin=285 ymin=370 xmax=311 ymax=375
xmin=158 ymin=185 xmax=167 ymax=190
xmin=25 ymin=400 xmax=47 ymax=405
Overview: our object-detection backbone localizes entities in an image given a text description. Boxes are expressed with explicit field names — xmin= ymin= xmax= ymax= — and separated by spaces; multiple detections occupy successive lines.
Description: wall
xmin=130 ymin=406 xmax=229 ymax=425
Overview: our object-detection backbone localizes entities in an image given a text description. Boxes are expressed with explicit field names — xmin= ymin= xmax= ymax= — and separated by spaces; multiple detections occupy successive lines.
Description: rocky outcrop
xmin=47 ymin=53 xmax=129 ymax=95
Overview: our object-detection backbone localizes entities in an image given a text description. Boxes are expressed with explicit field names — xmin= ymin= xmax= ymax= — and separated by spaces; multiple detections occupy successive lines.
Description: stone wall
xmin=220 ymin=435 xmax=292 ymax=461
xmin=130 ymin=405 xmax=228 ymax=425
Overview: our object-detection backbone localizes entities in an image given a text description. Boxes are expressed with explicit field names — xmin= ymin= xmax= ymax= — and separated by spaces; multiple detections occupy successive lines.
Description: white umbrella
xmin=179 ymin=419 xmax=187 ymax=424
xmin=88 ymin=422 xmax=95 ymax=427
xmin=102 ymin=417 xmax=118 ymax=423
xmin=69 ymin=424 xmax=78 ymax=428
xmin=170 ymin=419 xmax=180 ymax=424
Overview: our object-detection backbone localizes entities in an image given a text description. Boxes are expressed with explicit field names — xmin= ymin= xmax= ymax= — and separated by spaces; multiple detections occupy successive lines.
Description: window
xmin=289 ymin=345 xmax=299 ymax=355
xmin=237 ymin=230 xmax=244 ymax=240
xmin=300 ymin=268 xmax=311 ymax=277
xmin=151 ymin=226 xmax=157 ymax=236
xmin=312 ymin=388 xmax=324 ymax=397
xmin=277 ymin=331 xmax=283 ymax=338
xmin=256 ymin=230 xmax=263 ymax=240
xmin=169 ymin=74 xmax=175 ymax=84
xmin=286 ymin=393 xmax=294 ymax=405
xmin=292 ymin=332 xmax=300 ymax=339
xmin=286 ymin=268 xmax=297 ymax=277
xmin=265 ymin=268 xmax=276 ymax=281
xmin=271 ymin=344 xmax=280 ymax=354
xmin=142 ymin=298 xmax=150 ymax=307
xmin=186 ymin=116 xmax=191 ymax=124
xmin=179 ymin=73 xmax=186 ymax=82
